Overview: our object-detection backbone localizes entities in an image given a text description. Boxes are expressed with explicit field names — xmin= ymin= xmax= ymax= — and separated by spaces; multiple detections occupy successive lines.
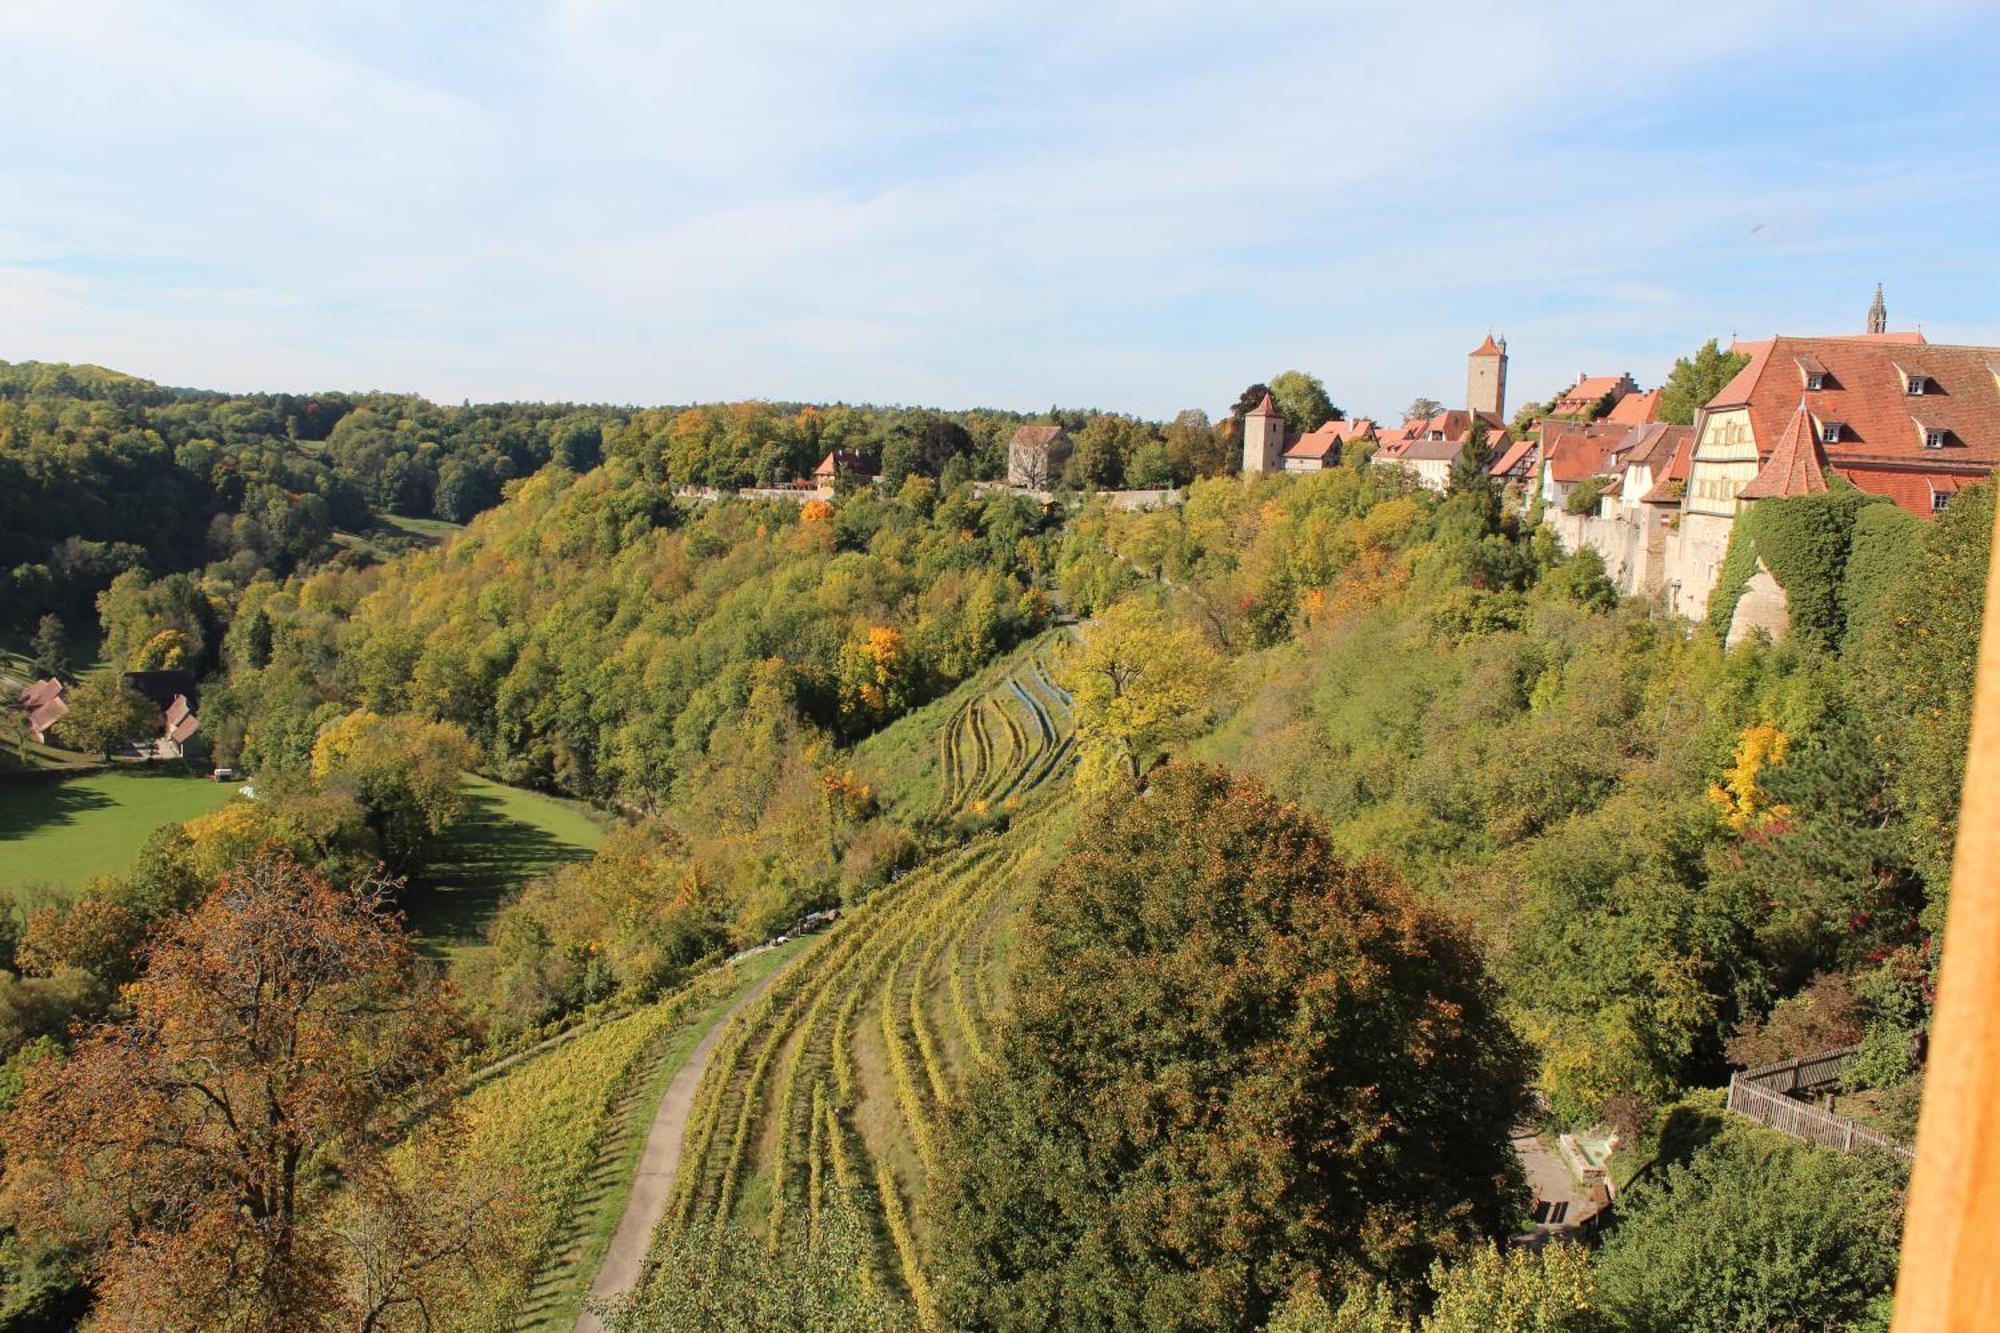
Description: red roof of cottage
xmin=1605 ymin=388 xmax=1662 ymax=425
xmin=18 ymin=678 xmax=61 ymax=710
xmin=1283 ymin=417 xmax=1373 ymax=461
xmin=1487 ymin=439 xmax=1536 ymax=478
xmin=1540 ymin=421 xmax=1629 ymax=484
xmin=1008 ymin=424 xmax=1065 ymax=449
xmin=814 ymin=449 xmax=873 ymax=478
xmin=1739 ymin=401 xmax=1833 ymax=500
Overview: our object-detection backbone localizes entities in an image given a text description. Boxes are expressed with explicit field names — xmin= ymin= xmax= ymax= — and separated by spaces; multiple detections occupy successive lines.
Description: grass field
xmin=0 ymin=767 xmax=236 ymax=890
xmin=405 ymin=774 xmax=608 ymax=959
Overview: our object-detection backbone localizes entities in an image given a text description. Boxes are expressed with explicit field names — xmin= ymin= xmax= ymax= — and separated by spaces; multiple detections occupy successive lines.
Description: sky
xmin=4 ymin=0 xmax=1999 ymax=423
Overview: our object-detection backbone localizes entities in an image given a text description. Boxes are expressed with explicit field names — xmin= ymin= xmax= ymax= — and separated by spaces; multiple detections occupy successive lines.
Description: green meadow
xmin=0 ymin=768 xmax=237 ymax=891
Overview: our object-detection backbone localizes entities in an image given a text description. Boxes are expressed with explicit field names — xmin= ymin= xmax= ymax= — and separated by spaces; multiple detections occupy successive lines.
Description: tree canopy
xmin=928 ymin=764 xmax=1532 ymax=1331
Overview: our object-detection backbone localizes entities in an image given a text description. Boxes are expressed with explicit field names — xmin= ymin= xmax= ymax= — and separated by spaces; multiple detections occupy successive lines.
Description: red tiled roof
xmin=1487 ymin=439 xmax=1536 ymax=478
xmin=1471 ymin=333 xmax=1504 ymax=357
xmin=1605 ymin=388 xmax=1662 ymax=425
xmin=18 ymin=678 xmax=61 ymax=710
xmin=1281 ymin=417 xmax=1376 ymax=461
xmin=814 ymin=449 xmax=874 ymax=478
xmin=1247 ymin=391 xmax=1282 ymax=418
xmin=1542 ymin=421 xmax=1628 ymax=484
xmin=1008 ymin=424 xmax=1065 ymax=448
xmin=1739 ymin=401 xmax=1832 ymax=500
xmin=1705 ymin=335 xmax=2000 ymax=514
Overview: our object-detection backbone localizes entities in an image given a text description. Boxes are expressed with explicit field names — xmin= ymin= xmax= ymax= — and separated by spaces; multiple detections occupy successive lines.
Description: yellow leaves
xmin=799 ymin=499 xmax=835 ymax=525
xmin=1708 ymin=721 xmax=1791 ymax=830
xmin=863 ymin=625 xmax=905 ymax=669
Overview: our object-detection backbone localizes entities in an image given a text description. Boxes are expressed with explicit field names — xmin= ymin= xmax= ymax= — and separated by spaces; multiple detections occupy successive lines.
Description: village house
xmin=1006 ymin=423 xmax=1071 ymax=489
xmin=1282 ymin=417 xmax=1374 ymax=472
xmin=1374 ymin=337 xmax=1511 ymax=491
xmin=1549 ymin=371 xmax=1640 ymax=419
xmin=1486 ymin=437 xmax=1539 ymax=487
xmin=813 ymin=449 xmax=875 ymax=497
xmin=14 ymin=678 xmax=67 ymax=744
xmin=123 ymin=669 xmax=201 ymax=759
xmin=1543 ymin=289 xmax=2000 ymax=636
xmin=1535 ymin=420 xmax=1629 ymax=509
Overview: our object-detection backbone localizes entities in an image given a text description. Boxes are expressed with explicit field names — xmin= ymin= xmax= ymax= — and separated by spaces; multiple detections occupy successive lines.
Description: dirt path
xmin=573 ymin=957 xmax=788 ymax=1330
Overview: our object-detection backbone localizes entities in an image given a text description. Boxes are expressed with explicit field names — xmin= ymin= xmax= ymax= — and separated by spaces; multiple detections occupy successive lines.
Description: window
xmin=1805 ymin=372 xmax=1826 ymax=390
xmin=1934 ymin=491 xmax=1952 ymax=513
xmin=1925 ymin=428 xmax=1948 ymax=449
xmin=1907 ymin=374 xmax=1928 ymax=395
xmin=1820 ymin=421 xmax=1841 ymax=444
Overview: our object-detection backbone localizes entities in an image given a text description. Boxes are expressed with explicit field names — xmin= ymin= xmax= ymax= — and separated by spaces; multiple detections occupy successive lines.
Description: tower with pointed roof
xmin=1868 ymin=284 xmax=1887 ymax=336
xmin=1467 ymin=333 xmax=1508 ymax=420
xmin=1241 ymin=391 xmax=1287 ymax=474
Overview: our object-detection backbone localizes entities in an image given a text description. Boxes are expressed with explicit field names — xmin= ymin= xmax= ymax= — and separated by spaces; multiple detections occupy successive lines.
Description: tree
xmin=1448 ymin=419 xmax=1496 ymax=496
xmin=0 ymin=852 xmax=514 ymax=1329
xmin=1404 ymin=396 xmax=1443 ymax=424
xmin=1055 ymin=599 xmax=1221 ymax=791
xmin=1268 ymin=371 xmax=1343 ymax=435
xmin=928 ymin=765 xmax=1533 ymax=1331
xmin=1656 ymin=339 xmax=1750 ymax=427
xmin=1593 ymin=1120 xmax=1904 ymax=1332
xmin=54 ymin=673 xmax=158 ymax=758
xmin=1229 ymin=383 xmax=1273 ymax=427
xmin=309 ymin=710 xmax=478 ymax=872
xmin=28 ymin=613 xmax=67 ymax=680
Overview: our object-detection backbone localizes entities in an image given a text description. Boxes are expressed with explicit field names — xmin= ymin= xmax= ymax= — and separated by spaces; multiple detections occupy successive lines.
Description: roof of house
xmin=1604 ymin=388 xmax=1663 ymax=425
xmin=1008 ymin=423 xmax=1066 ymax=449
xmin=1543 ymin=422 xmax=1629 ymax=484
xmin=1704 ymin=336 xmax=2000 ymax=513
xmin=18 ymin=678 xmax=61 ymax=710
xmin=813 ymin=449 xmax=874 ymax=477
xmin=1247 ymin=391 xmax=1283 ymax=419
xmin=1553 ymin=374 xmax=1636 ymax=411
xmin=1609 ymin=421 xmax=1691 ymax=472
xmin=1400 ymin=435 xmax=1465 ymax=463
xmin=1640 ymin=430 xmax=1697 ymax=504
xmin=166 ymin=695 xmax=200 ymax=745
xmin=1487 ymin=439 xmax=1536 ymax=477
xmin=1739 ymin=401 xmax=1834 ymax=500
xmin=1282 ymin=417 xmax=1376 ymax=461
xmin=1471 ymin=333 xmax=1505 ymax=357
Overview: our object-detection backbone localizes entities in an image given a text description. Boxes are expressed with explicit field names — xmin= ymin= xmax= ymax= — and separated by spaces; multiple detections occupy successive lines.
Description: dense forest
xmin=0 ymin=359 xmax=1979 ymax=1330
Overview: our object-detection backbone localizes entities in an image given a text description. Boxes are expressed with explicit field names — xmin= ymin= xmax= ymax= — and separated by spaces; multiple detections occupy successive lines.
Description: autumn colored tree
xmin=0 ymin=851 xmax=508 ymax=1330
xmin=309 ymin=710 xmax=477 ymax=872
xmin=928 ymin=765 xmax=1532 ymax=1331
xmin=1267 ymin=370 xmax=1342 ymax=435
xmin=1057 ymin=599 xmax=1221 ymax=791
xmin=54 ymin=673 xmax=159 ymax=758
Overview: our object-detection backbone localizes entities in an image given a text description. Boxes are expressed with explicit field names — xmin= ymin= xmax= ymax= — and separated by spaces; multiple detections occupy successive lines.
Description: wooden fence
xmin=1738 ymin=1043 xmax=1861 ymax=1096
xmin=1726 ymin=1074 xmax=1913 ymax=1159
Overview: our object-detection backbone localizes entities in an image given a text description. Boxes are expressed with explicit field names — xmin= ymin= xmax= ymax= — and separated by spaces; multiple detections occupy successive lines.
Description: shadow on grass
xmin=0 ymin=766 xmax=195 ymax=844
xmin=404 ymin=783 xmax=597 ymax=949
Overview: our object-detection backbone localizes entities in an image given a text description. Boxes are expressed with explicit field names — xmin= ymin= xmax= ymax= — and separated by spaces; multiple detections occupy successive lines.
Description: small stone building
xmin=1006 ymin=424 xmax=1071 ymax=489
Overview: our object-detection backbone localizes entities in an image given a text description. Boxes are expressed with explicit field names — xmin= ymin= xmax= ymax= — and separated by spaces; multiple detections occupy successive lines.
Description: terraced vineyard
xmin=443 ymin=947 xmax=798 ymax=1329
xmin=935 ymin=653 xmax=1075 ymax=816
xmin=634 ymin=803 xmax=1072 ymax=1320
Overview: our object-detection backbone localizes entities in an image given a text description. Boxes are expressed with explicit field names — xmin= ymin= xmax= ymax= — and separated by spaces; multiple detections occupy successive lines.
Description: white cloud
xmin=1 ymin=0 xmax=1996 ymax=416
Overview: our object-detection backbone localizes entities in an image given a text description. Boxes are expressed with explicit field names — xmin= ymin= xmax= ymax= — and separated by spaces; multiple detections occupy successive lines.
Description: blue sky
xmin=4 ymin=1 xmax=1998 ymax=422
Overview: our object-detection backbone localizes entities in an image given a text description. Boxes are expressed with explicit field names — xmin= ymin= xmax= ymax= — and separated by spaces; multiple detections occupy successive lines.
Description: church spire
xmin=1868 ymin=283 xmax=1887 ymax=335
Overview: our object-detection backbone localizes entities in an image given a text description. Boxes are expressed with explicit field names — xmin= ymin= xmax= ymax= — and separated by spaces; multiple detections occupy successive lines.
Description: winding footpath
xmin=573 ymin=956 xmax=792 ymax=1331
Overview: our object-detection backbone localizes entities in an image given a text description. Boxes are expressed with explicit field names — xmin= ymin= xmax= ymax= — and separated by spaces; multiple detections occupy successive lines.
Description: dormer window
xmin=1934 ymin=491 xmax=1953 ymax=512
xmin=1805 ymin=372 xmax=1826 ymax=390
xmin=1820 ymin=421 xmax=1842 ymax=445
xmin=1906 ymin=373 xmax=1929 ymax=396
xmin=1925 ymin=428 xmax=1948 ymax=450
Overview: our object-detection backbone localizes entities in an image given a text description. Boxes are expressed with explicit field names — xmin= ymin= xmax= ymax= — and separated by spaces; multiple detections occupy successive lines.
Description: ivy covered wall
xmin=1706 ymin=488 xmax=1917 ymax=652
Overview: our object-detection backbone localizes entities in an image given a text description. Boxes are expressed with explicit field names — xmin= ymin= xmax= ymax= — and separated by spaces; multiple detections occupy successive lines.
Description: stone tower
xmin=1467 ymin=333 xmax=1508 ymax=419
xmin=1868 ymin=283 xmax=1887 ymax=335
xmin=1241 ymin=391 xmax=1286 ymax=474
